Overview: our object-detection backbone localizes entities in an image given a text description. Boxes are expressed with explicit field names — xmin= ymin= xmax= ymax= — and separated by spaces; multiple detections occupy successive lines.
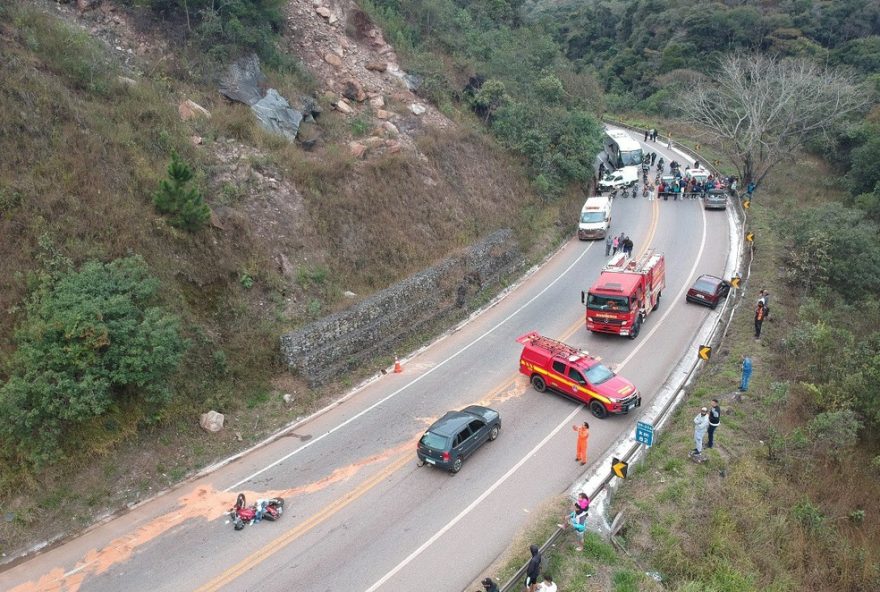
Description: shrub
xmin=0 ymin=256 xmax=186 ymax=466
xmin=153 ymin=151 xmax=210 ymax=231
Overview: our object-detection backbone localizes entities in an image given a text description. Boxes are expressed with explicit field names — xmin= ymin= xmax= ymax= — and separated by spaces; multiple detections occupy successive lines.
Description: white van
xmin=597 ymin=165 xmax=639 ymax=192
xmin=577 ymin=196 xmax=612 ymax=240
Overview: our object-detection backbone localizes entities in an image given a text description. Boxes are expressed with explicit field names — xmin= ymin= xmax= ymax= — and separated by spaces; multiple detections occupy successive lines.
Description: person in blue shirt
xmin=740 ymin=355 xmax=753 ymax=391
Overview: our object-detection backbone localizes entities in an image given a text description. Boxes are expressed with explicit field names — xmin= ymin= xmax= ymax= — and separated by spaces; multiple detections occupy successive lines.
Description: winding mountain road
xmin=1 ymin=130 xmax=732 ymax=592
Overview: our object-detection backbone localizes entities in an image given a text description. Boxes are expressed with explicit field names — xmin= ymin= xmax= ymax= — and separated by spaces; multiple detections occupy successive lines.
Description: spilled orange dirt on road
xmin=10 ymin=441 xmax=414 ymax=592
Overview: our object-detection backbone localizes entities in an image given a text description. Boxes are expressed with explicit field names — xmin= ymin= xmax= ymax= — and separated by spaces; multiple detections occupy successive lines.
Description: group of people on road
xmin=644 ymin=128 xmax=659 ymax=142
xmin=606 ymin=232 xmax=633 ymax=257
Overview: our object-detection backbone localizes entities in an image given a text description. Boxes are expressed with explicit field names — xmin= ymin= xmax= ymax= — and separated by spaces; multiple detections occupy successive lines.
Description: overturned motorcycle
xmin=227 ymin=493 xmax=285 ymax=530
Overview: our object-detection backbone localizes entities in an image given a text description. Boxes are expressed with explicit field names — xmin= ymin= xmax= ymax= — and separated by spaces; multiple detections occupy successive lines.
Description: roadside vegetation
xmin=0 ymin=0 xmax=570 ymax=554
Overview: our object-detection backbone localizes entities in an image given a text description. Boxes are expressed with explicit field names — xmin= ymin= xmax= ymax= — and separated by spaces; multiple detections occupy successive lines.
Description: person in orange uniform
xmin=573 ymin=422 xmax=590 ymax=465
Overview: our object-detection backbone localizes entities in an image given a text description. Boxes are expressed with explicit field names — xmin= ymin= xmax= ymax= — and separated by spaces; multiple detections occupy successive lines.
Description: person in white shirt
xmin=536 ymin=574 xmax=557 ymax=592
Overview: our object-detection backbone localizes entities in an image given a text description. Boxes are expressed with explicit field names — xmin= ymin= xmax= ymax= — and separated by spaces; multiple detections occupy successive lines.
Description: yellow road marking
xmin=194 ymin=191 xmax=663 ymax=591
xmin=194 ymin=453 xmax=412 ymax=592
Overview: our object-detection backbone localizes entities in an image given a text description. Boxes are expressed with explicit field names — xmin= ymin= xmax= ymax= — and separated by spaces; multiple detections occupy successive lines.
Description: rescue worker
xmin=755 ymin=301 xmax=766 ymax=339
xmin=573 ymin=421 xmax=589 ymax=465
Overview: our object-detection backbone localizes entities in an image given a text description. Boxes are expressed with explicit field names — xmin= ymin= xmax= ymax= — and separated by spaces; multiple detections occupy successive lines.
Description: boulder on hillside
xmin=219 ymin=54 xmax=266 ymax=106
xmin=365 ymin=61 xmax=387 ymax=72
xmin=251 ymin=89 xmax=304 ymax=142
xmin=179 ymin=99 xmax=211 ymax=121
xmin=342 ymin=80 xmax=366 ymax=102
xmin=200 ymin=410 xmax=225 ymax=433
xmin=409 ymin=103 xmax=426 ymax=115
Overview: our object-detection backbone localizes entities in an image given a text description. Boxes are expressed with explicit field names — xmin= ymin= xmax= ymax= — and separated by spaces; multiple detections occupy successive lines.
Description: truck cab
xmin=597 ymin=166 xmax=639 ymax=192
xmin=516 ymin=332 xmax=641 ymax=418
xmin=577 ymin=196 xmax=612 ymax=240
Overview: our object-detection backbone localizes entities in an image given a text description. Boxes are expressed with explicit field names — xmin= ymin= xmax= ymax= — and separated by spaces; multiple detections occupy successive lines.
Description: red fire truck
xmin=516 ymin=332 xmax=640 ymax=418
xmin=581 ymin=250 xmax=665 ymax=339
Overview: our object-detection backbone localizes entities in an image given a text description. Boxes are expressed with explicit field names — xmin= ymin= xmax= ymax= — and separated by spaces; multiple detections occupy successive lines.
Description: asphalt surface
xmin=1 ymin=130 xmax=732 ymax=592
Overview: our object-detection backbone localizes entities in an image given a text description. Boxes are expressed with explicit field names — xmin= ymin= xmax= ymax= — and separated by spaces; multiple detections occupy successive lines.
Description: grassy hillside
xmin=0 ymin=1 xmax=579 ymax=553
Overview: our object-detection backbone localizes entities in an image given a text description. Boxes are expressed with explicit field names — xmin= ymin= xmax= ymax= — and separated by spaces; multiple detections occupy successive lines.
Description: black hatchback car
xmin=686 ymin=274 xmax=731 ymax=309
xmin=417 ymin=405 xmax=501 ymax=473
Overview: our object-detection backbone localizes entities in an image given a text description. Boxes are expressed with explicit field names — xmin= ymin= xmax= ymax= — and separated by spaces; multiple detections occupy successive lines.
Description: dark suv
xmin=417 ymin=405 xmax=501 ymax=473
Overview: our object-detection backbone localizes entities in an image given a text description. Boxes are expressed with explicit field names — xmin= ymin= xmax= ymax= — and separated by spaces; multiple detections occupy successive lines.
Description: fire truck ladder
xmin=607 ymin=248 xmax=658 ymax=274
xmin=517 ymin=332 xmax=589 ymax=361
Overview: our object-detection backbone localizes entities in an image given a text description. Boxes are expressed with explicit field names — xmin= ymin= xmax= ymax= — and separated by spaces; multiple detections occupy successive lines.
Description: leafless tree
xmin=680 ymin=53 xmax=868 ymax=185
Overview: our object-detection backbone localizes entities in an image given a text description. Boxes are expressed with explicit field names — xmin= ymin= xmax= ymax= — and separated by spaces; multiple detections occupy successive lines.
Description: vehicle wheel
xmin=451 ymin=457 xmax=463 ymax=474
xmin=590 ymin=401 xmax=608 ymax=419
xmin=489 ymin=425 xmax=500 ymax=441
xmin=417 ymin=459 xmax=425 ymax=467
xmin=233 ymin=517 xmax=245 ymax=531
xmin=531 ymin=375 xmax=547 ymax=393
xmin=235 ymin=493 xmax=246 ymax=510
xmin=262 ymin=512 xmax=277 ymax=522
xmin=652 ymin=292 xmax=661 ymax=311
xmin=629 ymin=318 xmax=642 ymax=340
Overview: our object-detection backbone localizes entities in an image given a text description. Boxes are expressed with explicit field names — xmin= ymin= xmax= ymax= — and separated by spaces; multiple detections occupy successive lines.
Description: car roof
xmin=695 ymin=274 xmax=723 ymax=284
xmin=427 ymin=408 xmax=488 ymax=436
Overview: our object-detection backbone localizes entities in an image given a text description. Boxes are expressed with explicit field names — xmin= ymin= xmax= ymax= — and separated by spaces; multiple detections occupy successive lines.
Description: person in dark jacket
xmin=754 ymin=301 xmax=765 ymax=339
xmin=481 ymin=577 xmax=500 ymax=592
xmin=525 ymin=544 xmax=542 ymax=592
xmin=707 ymin=399 xmax=721 ymax=448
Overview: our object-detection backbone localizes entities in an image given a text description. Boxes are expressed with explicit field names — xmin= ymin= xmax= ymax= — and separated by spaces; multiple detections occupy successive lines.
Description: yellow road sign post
xmin=730 ymin=275 xmax=741 ymax=289
xmin=698 ymin=345 xmax=712 ymax=361
xmin=612 ymin=457 xmax=628 ymax=479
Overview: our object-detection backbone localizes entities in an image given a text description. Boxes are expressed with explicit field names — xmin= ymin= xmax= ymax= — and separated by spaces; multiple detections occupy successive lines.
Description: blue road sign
xmin=636 ymin=421 xmax=654 ymax=447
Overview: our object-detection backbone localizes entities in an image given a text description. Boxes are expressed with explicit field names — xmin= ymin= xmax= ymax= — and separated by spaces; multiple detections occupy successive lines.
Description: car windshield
xmin=420 ymin=431 xmax=448 ymax=450
xmin=693 ymin=278 xmax=719 ymax=292
xmin=620 ymin=150 xmax=643 ymax=167
xmin=584 ymin=363 xmax=615 ymax=385
xmin=580 ymin=211 xmax=605 ymax=223
xmin=587 ymin=293 xmax=630 ymax=311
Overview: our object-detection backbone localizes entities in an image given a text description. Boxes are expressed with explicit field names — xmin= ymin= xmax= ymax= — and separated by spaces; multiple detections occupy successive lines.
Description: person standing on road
xmin=525 ymin=544 xmax=542 ymax=592
xmin=605 ymin=233 xmax=613 ymax=256
xmin=573 ymin=421 xmax=589 ymax=465
xmin=651 ymin=128 xmax=657 ymax=141
xmin=692 ymin=407 xmax=709 ymax=455
xmin=623 ymin=236 xmax=633 ymax=257
xmin=707 ymin=399 xmax=721 ymax=448
xmin=611 ymin=234 xmax=619 ymax=255
xmin=740 ymin=354 xmax=753 ymax=391
xmin=755 ymin=301 xmax=766 ymax=339
xmin=651 ymin=151 xmax=657 ymax=165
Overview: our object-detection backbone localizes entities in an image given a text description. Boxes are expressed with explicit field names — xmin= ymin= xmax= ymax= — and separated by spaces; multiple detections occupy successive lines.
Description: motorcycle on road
xmin=227 ymin=493 xmax=285 ymax=530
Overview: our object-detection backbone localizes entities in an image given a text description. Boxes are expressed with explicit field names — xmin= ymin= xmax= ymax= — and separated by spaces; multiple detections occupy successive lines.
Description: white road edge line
xmin=225 ymin=242 xmax=595 ymax=491
xmin=363 ymin=185 xmax=709 ymax=592
xmin=363 ymin=405 xmax=584 ymax=592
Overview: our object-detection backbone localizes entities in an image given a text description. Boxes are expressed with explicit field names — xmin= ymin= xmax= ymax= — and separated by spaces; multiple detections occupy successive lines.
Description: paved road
xmin=1 ymin=131 xmax=731 ymax=592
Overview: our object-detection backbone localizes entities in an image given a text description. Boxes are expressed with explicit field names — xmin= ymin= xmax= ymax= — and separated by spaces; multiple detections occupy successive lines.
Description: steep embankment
xmin=0 ymin=0 xmax=577 ymax=557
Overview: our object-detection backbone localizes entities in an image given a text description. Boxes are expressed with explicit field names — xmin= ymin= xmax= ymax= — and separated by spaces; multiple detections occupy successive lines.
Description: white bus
xmin=603 ymin=129 xmax=643 ymax=170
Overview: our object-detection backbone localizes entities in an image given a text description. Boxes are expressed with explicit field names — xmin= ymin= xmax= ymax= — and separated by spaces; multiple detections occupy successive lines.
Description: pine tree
xmin=153 ymin=152 xmax=210 ymax=231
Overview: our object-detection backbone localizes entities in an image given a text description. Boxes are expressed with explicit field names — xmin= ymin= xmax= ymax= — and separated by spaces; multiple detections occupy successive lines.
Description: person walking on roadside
xmin=650 ymin=151 xmax=656 ymax=165
xmin=755 ymin=300 xmax=766 ymax=339
xmin=573 ymin=421 xmax=589 ymax=465
xmin=525 ymin=544 xmax=542 ymax=592
xmin=651 ymin=128 xmax=657 ymax=141
xmin=605 ymin=233 xmax=613 ymax=256
xmin=707 ymin=399 xmax=721 ymax=448
xmin=692 ymin=407 xmax=709 ymax=456
xmin=623 ymin=236 xmax=634 ymax=257
xmin=611 ymin=234 xmax=619 ymax=255
xmin=740 ymin=354 xmax=753 ymax=391
xmin=644 ymin=129 xmax=649 ymax=142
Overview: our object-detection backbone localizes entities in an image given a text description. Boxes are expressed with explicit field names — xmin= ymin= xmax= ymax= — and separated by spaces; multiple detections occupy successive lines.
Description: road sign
xmin=612 ymin=457 xmax=628 ymax=479
xmin=746 ymin=232 xmax=754 ymax=243
xmin=743 ymin=199 xmax=751 ymax=209
xmin=636 ymin=421 xmax=654 ymax=447
xmin=730 ymin=275 xmax=741 ymax=288
xmin=698 ymin=345 xmax=712 ymax=361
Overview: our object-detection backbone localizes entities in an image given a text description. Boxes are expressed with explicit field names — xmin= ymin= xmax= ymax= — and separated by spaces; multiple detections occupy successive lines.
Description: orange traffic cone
xmin=394 ymin=356 xmax=403 ymax=373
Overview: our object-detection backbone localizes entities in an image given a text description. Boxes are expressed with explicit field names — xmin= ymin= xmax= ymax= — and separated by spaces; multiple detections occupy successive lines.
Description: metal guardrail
xmin=496 ymin=122 xmax=754 ymax=592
